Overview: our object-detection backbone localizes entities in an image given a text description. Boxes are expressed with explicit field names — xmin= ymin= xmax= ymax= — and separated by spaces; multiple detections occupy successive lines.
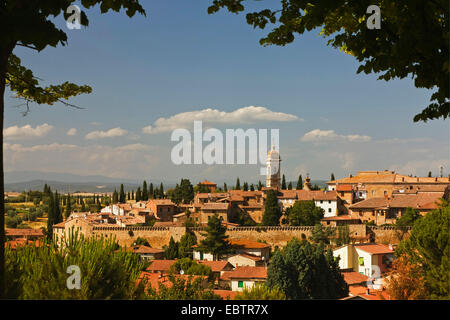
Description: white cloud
xmin=66 ymin=128 xmax=77 ymax=136
xmin=301 ymin=129 xmax=371 ymax=142
xmin=142 ymin=106 xmax=301 ymax=134
xmin=4 ymin=123 xmax=53 ymax=140
xmin=85 ymin=127 xmax=128 ymax=140
xmin=4 ymin=143 xmax=78 ymax=152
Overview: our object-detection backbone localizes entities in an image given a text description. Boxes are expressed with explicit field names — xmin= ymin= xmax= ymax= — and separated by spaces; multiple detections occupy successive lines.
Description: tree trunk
xmin=0 ymin=44 xmax=13 ymax=298
xmin=0 ymin=52 xmax=6 ymax=299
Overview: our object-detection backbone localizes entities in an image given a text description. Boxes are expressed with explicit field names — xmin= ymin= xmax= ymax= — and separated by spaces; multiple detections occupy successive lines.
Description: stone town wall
xmin=192 ymin=226 xmax=314 ymax=248
xmin=90 ymin=226 xmax=185 ymax=247
xmin=73 ymin=224 xmax=409 ymax=248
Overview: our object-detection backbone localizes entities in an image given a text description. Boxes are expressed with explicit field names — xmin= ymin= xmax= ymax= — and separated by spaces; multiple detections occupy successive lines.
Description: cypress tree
xmin=331 ymin=173 xmax=335 ymax=181
xmin=282 ymin=175 xmax=287 ymax=190
xmin=262 ymin=190 xmax=282 ymax=226
xmin=235 ymin=177 xmax=241 ymax=190
xmin=288 ymin=182 xmax=292 ymax=190
xmin=243 ymin=182 xmax=249 ymax=191
xmin=197 ymin=214 xmax=232 ymax=260
xmin=65 ymin=193 xmax=72 ymax=220
xmin=119 ymin=184 xmax=125 ymax=203
xmin=112 ymin=189 xmax=118 ymax=204
xmin=250 ymin=184 xmax=255 ymax=191
xmin=136 ymin=187 xmax=141 ymax=202
xmin=149 ymin=183 xmax=154 ymax=199
xmin=160 ymin=183 xmax=164 ymax=198
xmin=296 ymin=175 xmax=303 ymax=190
xmin=131 ymin=190 xmax=134 ymax=200
xmin=258 ymin=181 xmax=263 ymax=190
xmin=142 ymin=181 xmax=148 ymax=201
xmin=223 ymin=183 xmax=228 ymax=192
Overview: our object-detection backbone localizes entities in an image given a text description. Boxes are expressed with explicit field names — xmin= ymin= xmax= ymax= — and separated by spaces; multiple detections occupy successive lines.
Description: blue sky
xmin=4 ymin=0 xmax=449 ymax=184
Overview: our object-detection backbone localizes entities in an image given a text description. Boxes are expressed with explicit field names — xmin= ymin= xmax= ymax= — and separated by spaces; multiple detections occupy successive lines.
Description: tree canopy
xmin=266 ymin=238 xmax=348 ymax=299
xmin=197 ymin=214 xmax=232 ymax=260
xmin=207 ymin=0 xmax=449 ymax=122
xmin=287 ymin=200 xmax=324 ymax=226
xmin=261 ymin=189 xmax=282 ymax=226
xmin=396 ymin=204 xmax=450 ymax=299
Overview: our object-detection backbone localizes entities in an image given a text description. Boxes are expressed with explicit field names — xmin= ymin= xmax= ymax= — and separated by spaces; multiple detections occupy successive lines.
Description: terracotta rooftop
xmin=328 ymin=171 xmax=450 ymax=185
xmin=198 ymin=260 xmax=234 ymax=272
xmin=349 ymin=192 xmax=443 ymax=210
xmin=296 ymin=190 xmax=337 ymax=201
xmin=354 ymin=244 xmax=394 ymax=255
xmin=127 ymin=245 xmax=164 ymax=254
xmin=201 ymin=202 xmax=230 ymax=210
xmin=321 ymin=215 xmax=360 ymax=221
xmin=5 ymin=228 xmax=44 ymax=237
xmin=221 ymin=266 xmax=267 ymax=280
xmin=230 ymin=253 xmax=263 ymax=261
xmin=199 ymin=180 xmax=217 ymax=186
xmin=230 ymin=239 xmax=270 ymax=249
xmin=146 ymin=260 xmax=176 ymax=272
xmin=336 ymin=184 xmax=353 ymax=192
xmin=342 ymin=271 xmax=369 ymax=285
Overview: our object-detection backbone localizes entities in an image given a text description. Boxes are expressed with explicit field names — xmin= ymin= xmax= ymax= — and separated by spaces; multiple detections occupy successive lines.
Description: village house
xmin=348 ymin=188 xmax=446 ymax=225
xmin=197 ymin=180 xmax=217 ymax=193
xmin=333 ymin=244 xmax=395 ymax=277
xmin=125 ymin=245 xmax=165 ymax=260
xmin=220 ymin=266 xmax=268 ymax=292
xmin=327 ymin=170 xmax=450 ymax=206
xmin=146 ymin=199 xmax=177 ymax=222
xmin=193 ymin=239 xmax=271 ymax=262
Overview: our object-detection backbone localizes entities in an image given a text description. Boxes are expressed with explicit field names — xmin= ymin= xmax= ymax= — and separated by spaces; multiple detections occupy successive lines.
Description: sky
xmin=4 ymin=0 xmax=450 ymax=185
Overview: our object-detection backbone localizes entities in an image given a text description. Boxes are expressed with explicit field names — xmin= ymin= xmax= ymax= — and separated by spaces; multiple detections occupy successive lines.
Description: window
xmin=238 ymin=281 xmax=244 ymax=288
xmin=200 ymin=252 xmax=204 ymax=260
xmin=328 ymin=208 xmax=332 ymax=213
xmin=320 ymin=200 xmax=323 ymax=204
xmin=328 ymin=200 xmax=331 ymax=204
xmin=341 ymin=192 xmax=344 ymax=196
xmin=359 ymin=257 xmax=364 ymax=266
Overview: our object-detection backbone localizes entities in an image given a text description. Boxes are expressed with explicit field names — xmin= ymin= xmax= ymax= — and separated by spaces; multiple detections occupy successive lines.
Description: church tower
xmin=266 ymin=145 xmax=281 ymax=190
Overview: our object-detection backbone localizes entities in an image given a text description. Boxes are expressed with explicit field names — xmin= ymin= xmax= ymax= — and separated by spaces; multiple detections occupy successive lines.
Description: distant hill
xmin=4 ymin=171 xmax=329 ymax=193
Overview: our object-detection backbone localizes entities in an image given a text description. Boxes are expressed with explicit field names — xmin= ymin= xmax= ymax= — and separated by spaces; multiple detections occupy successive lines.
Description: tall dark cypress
xmin=160 ymin=182 xmax=164 ymax=198
xmin=296 ymin=175 xmax=303 ymax=190
xmin=119 ymin=184 xmax=125 ymax=203
xmin=282 ymin=174 xmax=287 ymax=190
xmin=142 ymin=181 xmax=148 ymax=201
xmin=149 ymin=183 xmax=154 ymax=199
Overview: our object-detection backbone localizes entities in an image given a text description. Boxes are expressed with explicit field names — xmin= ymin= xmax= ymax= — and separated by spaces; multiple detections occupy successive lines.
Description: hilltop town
xmin=5 ymin=148 xmax=449 ymax=300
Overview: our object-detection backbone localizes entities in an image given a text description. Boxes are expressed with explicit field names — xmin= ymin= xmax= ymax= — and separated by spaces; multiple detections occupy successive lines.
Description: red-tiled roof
xmin=201 ymin=202 xmax=230 ymax=210
xmin=230 ymin=239 xmax=270 ymax=249
xmin=336 ymin=184 xmax=353 ymax=192
xmin=354 ymin=244 xmax=394 ymax=255
xmin=229 ymin=253 xmax=263 ymax=261
xmin=198 ymin=260 xmax=234 ymax=272
xmin=321 ymin=215 xmax=359 ymax=221
xmin=127 ymin=245 xmax=164 ymax=254
xmin=342 ymin=272 xmax=369 ymax=285
xmin=296 ymin=190 xmax=337 ymax=201
xmin=146 ymin=260 xmax=176 ymax=272
xmin=221 ymin=266 xmax=267 ymax=280
xmin=5 ymin=228 xmax=44 ymax=237
xmin=199 ymin=180 xmax=217 ymax=186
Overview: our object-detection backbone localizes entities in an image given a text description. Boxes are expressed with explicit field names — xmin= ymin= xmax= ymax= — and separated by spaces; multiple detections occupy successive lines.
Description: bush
xmin=5 ymin=229 xmax=147 ymax=299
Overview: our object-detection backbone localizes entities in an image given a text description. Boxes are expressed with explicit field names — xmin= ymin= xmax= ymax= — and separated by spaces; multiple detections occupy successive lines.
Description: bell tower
xmin=266 ymin=145 xmax=281 ymax=190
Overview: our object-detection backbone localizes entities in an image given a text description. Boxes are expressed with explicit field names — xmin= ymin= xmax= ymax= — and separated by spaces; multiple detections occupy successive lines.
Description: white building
xmin=333 ymin=244 xmax=395 ymax=277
